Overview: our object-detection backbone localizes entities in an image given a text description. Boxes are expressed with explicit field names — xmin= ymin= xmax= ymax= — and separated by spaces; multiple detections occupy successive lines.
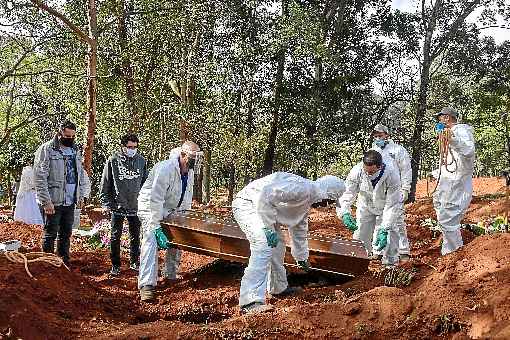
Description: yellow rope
xmin=3 ymin=251 xmax=69 ymax=280
xmin=432 ymin=129 xmax=458 ymax=194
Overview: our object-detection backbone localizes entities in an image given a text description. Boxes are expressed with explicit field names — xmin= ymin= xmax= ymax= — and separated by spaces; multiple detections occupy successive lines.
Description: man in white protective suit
xmin=137 ymin=141 xmax=203 ymax=301
xmin=337 ymin=150 xmax=401 ymax=267
xmin=232 ymin=172 xmax=345 ymax=314
xmin=433 ymin=107 xmax=475 ymax=255
xmin=370 ymin=124 xmax=412 ymax=262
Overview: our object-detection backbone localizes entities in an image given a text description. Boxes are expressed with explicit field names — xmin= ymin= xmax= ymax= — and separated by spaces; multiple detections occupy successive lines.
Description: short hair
xmin=363 ymin=150 xmax=383 ymax=167
xmin=120 ymin=133 xmax=139 ymax=146
xmin=59 ymin=120 xmax=76 ymax=131
xmin=181 ymin=140 xmax=200 ymax=154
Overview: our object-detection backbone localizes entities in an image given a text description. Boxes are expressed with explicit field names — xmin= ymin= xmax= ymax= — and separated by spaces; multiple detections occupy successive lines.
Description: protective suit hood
xmin=371 ymin=139 xmax=412 ymax=192
xmin=314 ymin=175 xmax=346 ymax=202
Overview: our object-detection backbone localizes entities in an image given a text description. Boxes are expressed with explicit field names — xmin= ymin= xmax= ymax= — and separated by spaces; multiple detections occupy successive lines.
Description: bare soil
xmin=1 ymin=177 xmax=509 ymax=339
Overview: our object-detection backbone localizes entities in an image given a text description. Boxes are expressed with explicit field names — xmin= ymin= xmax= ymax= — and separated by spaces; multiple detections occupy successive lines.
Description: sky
xmin=391 ymin=0 xmax=510 ymax=44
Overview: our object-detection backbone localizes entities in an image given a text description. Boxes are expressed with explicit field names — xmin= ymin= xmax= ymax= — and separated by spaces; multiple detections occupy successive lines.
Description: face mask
xmin=435 ymin=122 xmax=445 ymax=132
xmin=188 ymin=157 xmax=196 ymax=169
xmin=366 ymin=169 xmax=381 ymax=180
xmin=123 ymin=147 xmax=137 ymax=157
xmin=374 ymin=138 xmax=387 ymax=149
xmin=60 ymin=137 xmax=74 ymax=147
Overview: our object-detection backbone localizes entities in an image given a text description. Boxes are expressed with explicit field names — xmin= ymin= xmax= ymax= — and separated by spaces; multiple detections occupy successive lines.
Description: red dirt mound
xmin=173 ymin=233 xmax=510 ymax=340
xmin=0 ymin=222 xmax=43 ymax=250
xmin=0 ymin=254 xmax=143 ymax=340
xmin=415 ymin=177 xmax=507 ymax=199
xmin=1 ymin=177 xmax=508 ymax=339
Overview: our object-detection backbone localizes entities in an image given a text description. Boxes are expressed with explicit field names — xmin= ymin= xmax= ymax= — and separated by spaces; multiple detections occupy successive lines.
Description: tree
xmin=406 ymin=0 xmax=494 ymax=201
xmin=29 ymin=0 xmax=98 ymax=175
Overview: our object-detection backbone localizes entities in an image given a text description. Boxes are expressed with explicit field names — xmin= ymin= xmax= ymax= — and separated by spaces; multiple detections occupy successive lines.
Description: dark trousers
xmin=42 ymin=205 xmax=75 ymax=263
xmin=110 ymin=213 xmax=141 ymax=267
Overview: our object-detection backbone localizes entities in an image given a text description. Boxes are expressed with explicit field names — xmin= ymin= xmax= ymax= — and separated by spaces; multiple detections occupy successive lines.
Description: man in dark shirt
xmin=100 ymin=133 xmax=148 ymax=276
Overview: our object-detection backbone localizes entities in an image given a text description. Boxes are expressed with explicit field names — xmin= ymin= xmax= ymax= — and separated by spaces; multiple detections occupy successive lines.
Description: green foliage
xmin=384 ymin=267 xmax=417 ymax=287
xmin=434 ymin=314 xmax=463 ymax=334
xmin=0 ymin=0 xmax=508 ymax=203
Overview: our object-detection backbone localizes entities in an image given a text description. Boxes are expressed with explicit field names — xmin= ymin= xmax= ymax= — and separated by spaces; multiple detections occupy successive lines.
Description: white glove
xmin=402 ymin=190 xmax=409 ymax=202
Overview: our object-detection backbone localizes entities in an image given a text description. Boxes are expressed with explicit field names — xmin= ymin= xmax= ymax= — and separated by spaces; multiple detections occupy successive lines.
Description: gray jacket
xmin=99 ymin=151 xmax=148 ymax=214
xmin=33 ymin=135 xmax=87 ymax=207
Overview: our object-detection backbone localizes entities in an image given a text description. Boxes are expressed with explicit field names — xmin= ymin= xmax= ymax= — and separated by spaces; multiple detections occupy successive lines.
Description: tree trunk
xmin=193 ymin=169 xmax=203 ymax=203
xmin=409 ymin=61 xmax=431 ymax=201
xmin=310 ymin=57 xmax=323 ymax=180
xmin=117 ymin=0 xmax=138 ymax=131
xmin=409 ymin=1 xmax=437 ymax=202
xmin=227 ymin=162 xmax=235 ymax=205
xmin=158 ymin=109 xmax=164 ymax=159
xmin=261 ymin=0 xmax=287 ymax=176
xmin=504 ymin=112 xmax=510 ymax=168
xmin=7 ymin=172 xmax=13 ymax=207
xmin=29 ymin=0 xmax=98 ymax=176
xmin=202 ymin=148 xmax=211 ymax=204
xmin=82 ymin=0 xmax=98 ymax=176
xmin=243 ymin=96 xmax=254 ymax=185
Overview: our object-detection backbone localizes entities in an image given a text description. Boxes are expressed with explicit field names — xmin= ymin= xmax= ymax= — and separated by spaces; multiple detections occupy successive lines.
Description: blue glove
xmin=154 ymin=227 xmax=171 ymax=250
xmin=342 ymin=212 xmax=357 ymax=232
xmin=263 ymin=227 xmax=279 ymax=248
xmin=374 ymin=228 xmax=388 ymax=251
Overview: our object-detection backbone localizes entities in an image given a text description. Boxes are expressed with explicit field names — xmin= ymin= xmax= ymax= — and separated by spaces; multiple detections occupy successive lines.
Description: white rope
xmin=3 ymin=251 xmax=69 ymax=280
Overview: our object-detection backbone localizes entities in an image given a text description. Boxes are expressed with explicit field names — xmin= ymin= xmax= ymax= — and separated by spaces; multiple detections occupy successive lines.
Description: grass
xmin=434 ymin=314 xmax=463 ymax=334
xmin=384 ymin=267 xmax=418 ymax=287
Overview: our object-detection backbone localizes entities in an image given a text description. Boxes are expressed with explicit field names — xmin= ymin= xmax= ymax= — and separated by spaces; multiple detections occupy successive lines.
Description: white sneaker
xmin=400 ymin=254 xmax=410 ymax=262
xmin=241 ymin=302 xmax=274 ymax=315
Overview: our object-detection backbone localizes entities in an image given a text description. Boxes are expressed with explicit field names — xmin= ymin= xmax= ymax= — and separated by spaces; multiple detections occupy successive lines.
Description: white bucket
xmin=0 ymin=240 xmax=21 ymax=252
xmin=73 ymin=208 xmax=81 ymax=229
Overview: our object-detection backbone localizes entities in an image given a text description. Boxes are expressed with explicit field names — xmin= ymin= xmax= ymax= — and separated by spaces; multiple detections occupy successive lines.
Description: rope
xmin=432 ymin=129 xmax=458 ymax=194
xmin=3 ymin=251 xmax=69 ymax=280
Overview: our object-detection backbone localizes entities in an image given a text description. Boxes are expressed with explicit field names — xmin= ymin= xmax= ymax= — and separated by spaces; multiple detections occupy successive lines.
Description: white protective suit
xmin=433 ymin=124 xmax=475 ymax=255
xmin=371 ymin=139 xmax=411 ymax=256
xmin=14 ymin=166 xmax=43 ymax=225
xmin=137 ymin=148 xmax=194 ymax=289
xmin=73 ymin=171 xmax=91 ymax=229
xmin=337 ymin=162 xmax=401 ymax=265
xmin=232 ymin=173 xmax=345 ymax=307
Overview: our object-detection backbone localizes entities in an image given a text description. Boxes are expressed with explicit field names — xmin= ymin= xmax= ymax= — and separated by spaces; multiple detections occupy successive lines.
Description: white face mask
xmin=123 ymin=147 xmax=137 ymax=157
xmin=366 ymin=169 xmax=381 ymax=180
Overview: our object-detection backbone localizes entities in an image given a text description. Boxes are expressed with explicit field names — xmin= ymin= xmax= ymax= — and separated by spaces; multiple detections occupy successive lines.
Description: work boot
xmin=370 ymin=253 xmax=383 ymax=261
xmin=400 ymin=254 xmax=410 ymax=262
xmin=271 ymin=286 xmax=303 ymax=298
xmin=240 ymin=302 xmax=274 ymax=315
xmin=140 ymin=285 xmax=155 ymax=302
xmin=129 ymin=262 xmax=139 ymax=271
xmin=110 ymin=265 xmax=121 ymax=276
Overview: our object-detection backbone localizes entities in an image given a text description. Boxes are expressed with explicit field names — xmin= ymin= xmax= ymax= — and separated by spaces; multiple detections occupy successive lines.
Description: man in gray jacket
xmin=100 ymin=133 xmax=148 ymax=276
xmin=34 ymin=120 xmax=88 ymax=265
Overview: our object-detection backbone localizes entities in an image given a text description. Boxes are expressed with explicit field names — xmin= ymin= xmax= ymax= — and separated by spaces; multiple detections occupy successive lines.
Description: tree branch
xmin=431 ymin=0 xmax=481 ymax=59
xmin=0 ymin=49 xmax=31 ymax=83
xmin=0 ymin=34 xmax=62 ymax=83
xmin=476 ymin=24 xmax=510 ymax=30
xmin=29 ymin=0 xmax=93 ymax=45
xmin=0 ymin=112 xmax=50 ymax=150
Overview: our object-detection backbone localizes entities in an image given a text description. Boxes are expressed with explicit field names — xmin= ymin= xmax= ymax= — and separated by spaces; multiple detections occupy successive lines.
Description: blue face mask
xmin=435 ymin=122 xmax=445 ymax=132
xmin=374 ymin=138 xmax=387 ymax=149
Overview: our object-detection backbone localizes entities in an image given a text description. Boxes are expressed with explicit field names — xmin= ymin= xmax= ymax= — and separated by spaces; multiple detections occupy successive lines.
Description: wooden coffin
xmin=161 ymin=210 xmax=369 ymax=277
